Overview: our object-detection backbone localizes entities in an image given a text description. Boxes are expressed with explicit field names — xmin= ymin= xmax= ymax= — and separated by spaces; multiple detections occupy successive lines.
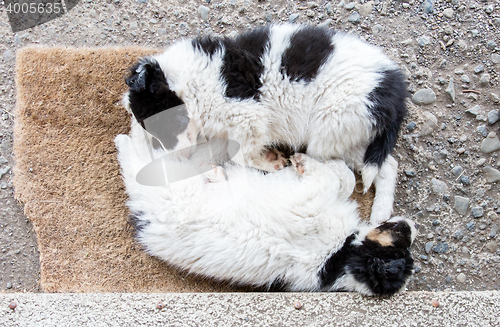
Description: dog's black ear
xmin=348 ymin=243 xmax=414 ymax=296
xmin=126 ymin=58 xmax=168 ymax=94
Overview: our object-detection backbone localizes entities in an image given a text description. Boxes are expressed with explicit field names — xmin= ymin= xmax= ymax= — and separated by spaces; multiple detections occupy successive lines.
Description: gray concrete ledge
xmin=1 ymin=291 xmax=499 ymax=326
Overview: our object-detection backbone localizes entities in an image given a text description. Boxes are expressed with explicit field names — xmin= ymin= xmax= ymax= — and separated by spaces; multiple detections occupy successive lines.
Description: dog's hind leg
xmin=368 ymin=155 xmax=398 ymax=226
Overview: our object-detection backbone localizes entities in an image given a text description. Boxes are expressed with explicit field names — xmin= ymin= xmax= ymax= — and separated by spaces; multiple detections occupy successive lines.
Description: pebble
xmin=419 ymin=112 xmax=439 ymax=136
xmin=480 ymin=73 xmax=491 ymax=86
xmin=431 ymin=178 xmax=448 ymax=194
xmin=423 ymin=0 xmax=433 ymax=14
xmin=485 ymin=241 xmax=498 ymax=253
xmin=348 ymin=12 xmax=361 ymax=24
xmin=0 ymin=156 xmax=7 ymax=164
xmin=454 ymin=230 xmax=464 ymax=240
xmin=6 ymin=282 xmax=12 ymax=289
xmin=443 ymin=8 xmax=454 ymax=19
xmin=158 ymin=28 xmax=166 ymax=35
xmin=454 ymin=196 xmax=469 ymax=215
xmin=456 ymin=273 xmax=466 ymax=283
xmin=492 ymin=54 xmax=500 ymax=64
xmin=477 ymin=125 xmax=488 ymax=137
xmin=0 ymin=182 xmax=7 ymax=189
xmin=445 ymin=78 xmax=455 ymax=102
xmin=178 ymin=22 xmax=189 ymax=36
xmin=490 ymin=224 xmax=498 ymax=238
xmin=461 ymin=75 xmax=470 ymax=83
xmin=474 ymin=64 xmax=485 ymax=74
xmin=451 ymin=166 xmax=463 ymax=177
xmin=289 ymin=13 xmax=300 ymax=23
xmin=325 ymin=3 xmax=332 ymax=15
xmin=476 ymin=158 xmax=486 ymax=166
xmin=425 ymin=241 xmax=434 ymax=253
xmin=460 ymin=175 xmax=470 ymax=186
xmin=412 ymin=88 xmax=436 ymax=105
xmin=129 ymin=22 xmax=138 ymax=29
xmin=198 ymin=5 xmax=210 ymax=20
xmin=488 ymin=110 xmax=500 ymax=125
xmin=359 ymin=2 xmax=373 ymax=16
xmin=418 ymin=36 xmax=432 ymax=47
xmin=3 ymin=50 xmax=15 ymax=62
xmin=466 ymin=105 xmax=481 ymax=116
xmin=487 ymin=40 xmax=497 ymax=49
xmin=372 ymin=24 xmax=384 ymax=35
xmin=406 ymin=121 xmax=417 ymax=131
xmin=483 ymin=166 xmax=500 ymax=183
xmin=0 ymin=166 xmax=10 ymax=179
xmin=405 ymin=169 xmax=416 ymax=177
xmin=433 ymin=243 xmax=449 ymax=253
xmin=344 ymin=2 xmax=356 ymax=10
xmin=466 ymin=222 xmax=475 ymax=231
xmin=485 ymin=4 xmax=494 ymax=14
xmin=480 ymin=132 xmax=500 ymax=153
xmin=471 ymin=207 xmax=484 ymax=218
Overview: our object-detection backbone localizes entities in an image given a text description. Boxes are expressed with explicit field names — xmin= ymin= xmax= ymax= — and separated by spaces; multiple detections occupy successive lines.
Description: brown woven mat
xmin=13 ymin=47 xmax=373 ymax=292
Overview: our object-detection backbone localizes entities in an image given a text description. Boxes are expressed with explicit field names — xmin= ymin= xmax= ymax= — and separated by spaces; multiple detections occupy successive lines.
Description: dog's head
xmin=321 ymin=217 xmax=417 ymax=296
xmin=124 ymin=57 xmax=201 ymax=151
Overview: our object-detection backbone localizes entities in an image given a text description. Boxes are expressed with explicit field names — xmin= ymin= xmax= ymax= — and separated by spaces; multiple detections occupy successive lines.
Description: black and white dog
xmin=115 ymin=117 xmax=416 ymax=296
xmin=123 ymin=24 xmax=407 ymax=225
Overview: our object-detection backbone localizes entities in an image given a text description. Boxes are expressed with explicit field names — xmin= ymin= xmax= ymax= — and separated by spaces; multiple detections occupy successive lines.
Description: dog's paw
xmin=203 ymin=165 xmax=227 ymax=183
xmin=290 ymin=153 xmax=316 ymax=176
xmin=264 ymin=148 xmax=287 ymax=171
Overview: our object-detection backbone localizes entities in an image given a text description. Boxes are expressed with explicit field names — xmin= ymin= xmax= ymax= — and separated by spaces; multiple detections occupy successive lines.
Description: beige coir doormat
xmin=13 ymin=47 xmax=374 ymax=293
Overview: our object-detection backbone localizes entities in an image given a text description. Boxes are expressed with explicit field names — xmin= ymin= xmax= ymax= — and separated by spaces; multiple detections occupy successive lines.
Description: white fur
xmin=139 ymin=24 xmax=401 ymax=224
xmin=115 ymin=119 xmax=384 ymax=293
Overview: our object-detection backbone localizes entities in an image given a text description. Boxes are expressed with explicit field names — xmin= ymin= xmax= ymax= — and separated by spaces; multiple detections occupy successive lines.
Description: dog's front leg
xmin=368 ymin=155 xmax=398 ymax=226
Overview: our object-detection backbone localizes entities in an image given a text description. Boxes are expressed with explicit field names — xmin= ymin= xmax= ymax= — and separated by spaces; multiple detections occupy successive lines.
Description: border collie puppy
xmin=123 ymin=24 xmax=408 ymax=225
xmin=114 ymin=119 xmax=416 ymax=296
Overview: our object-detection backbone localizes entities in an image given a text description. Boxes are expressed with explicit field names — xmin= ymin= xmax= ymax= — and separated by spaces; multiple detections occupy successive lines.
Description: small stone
xmin=487 ymin=40 xmax=497 ymax=49
xmin=474 ymin=64 xmax=485 ymax=74
xmin=289 ymin=13 xmax=300 ymax=23
xmin=454 ymin=230 xmax=464 ymax=240
xmin=492 ymin=54 xmax=500 ymax=64
xmin=414 ymin=266 xmax=421 ymax=273
xmin=149 ymin=18 xmax=158 ymax=24
xmin=294 ymin=301 xmax=302 ymax=309
xmin=466 ymin=222 xmax=475 ymax=231
xmin=466 ymin=105 xmax=481 ymax=116
xmin=433 ymin=243 xmax=449 ymax=253
xmin=423 ymin=0 xmax=433 ymax=13
xmin=417 ymin=36 xmax=432 ymax=47
xmin=406 ymin=121 xmax=417 ymax=131
xmin=157 ymin=302 xmax=165 ymax=309
xmin=456 ymin=273 xmax=466 ymax=283
xmin=483 ymin=166 xmax=500 ymax=183
xmin=445 ymin=78 xmax=455 ymax=102
xmin=372 ymin=24 xmax=384 ymax=35
xmin=488 ymin=110 xmax=500 ymax=125
xmin=461 ymin=75 xmax=470 ymax=83
xmin=480 ymin=73 xmax=491 ymax=86
xmin=457 ymin=40 xmax=467 ymax=51
xmin=471 ymin=207 xmax=484 ymax=218
xmin=9 ymin=302 xmax=16 ymax=310
xmin=443 ymin=8 xmax=454 ymax=19
xmin=485 ymin=4 xmax=494 ymax=14
xmin=0 ymin=166 xmax=10 ymax=179
xmin=420 ymin=254 xmax=428 ymax=260
xmin=198 ymin=5 xmax=210 ymax=20
xmin=476 ymin=158 xmax=486 ymax=166
xmin=425 ymin=241 xmax=434 ymax=253
xmin=6 ymin=283 xmax=12 ymax=289
xmin=405 ymin=169 xmax=416 ymax=177
xmin=158 ymin=28 xmax=166 ymax=35
xmin=325 ymin=3 xmax=333 ymax=14
xmin=490 ymin=224 xmax=498 ymax=238
xmin=178 ymin=22 xmax=189 ymax=36
xmin=0 ymin=156 xmax=7 ymax=164
xmin=454 ymin=196 xmax=469 ymax=215
xmin=485 ymin=241 xmax=498 ymax=253
xmin=488 ymin=211 xmax=499 ymax=220
xmin=129 ymin=22 xmax=138 ymax=29
xmin=480 ymin=132 xmax=500 ymax=153
xmin=348 ymin=12 xmax=361 ymax=24
xmin=477 ymin=125 xmax=488 ymax=137
xmin=0 ymin=182 xmax=7 ymax=189
xmin=344 ymin=2 xmax=356 ymax=10
xmin=3 ymin=50 xmax=15 ymax=61
xmin=460 ymin=175 xmax=470 ymax=186
xmin=432 ymin=299 xmax=440 ymax=308
xmin=431 ymin=178 xmax=448 ymax=194
xmin=412 ymin=89 xmax=436 ymax=105
xmin=359 ymin=2 xmax=373 ymax=16
xmin=451 ymin=166 xmax=463 ymax=177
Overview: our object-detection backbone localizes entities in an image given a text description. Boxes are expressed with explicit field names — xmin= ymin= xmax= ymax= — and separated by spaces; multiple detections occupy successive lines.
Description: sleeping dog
xmin=123 ymin=24 xmax=408 ymax=225
xmin=114 ymin=118 xmax=416 ymax=296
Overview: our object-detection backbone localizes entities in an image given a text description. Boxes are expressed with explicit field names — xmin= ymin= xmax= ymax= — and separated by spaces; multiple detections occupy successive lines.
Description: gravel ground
xmin=0 ymin=0 xmax=499 ymax=293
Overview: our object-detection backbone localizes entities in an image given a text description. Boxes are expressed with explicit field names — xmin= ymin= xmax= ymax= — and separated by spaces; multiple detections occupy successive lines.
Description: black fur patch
xmin=192 ymin=37 xmax=223 ymax=57
xmin=273 ymin=143 xmax=308 ymax=159
xmin=348 ymin=239 xmax=414 ymax=296
xmin=125 ymin=58 xmax=184 ymax=124
xmin=221 ymin=26 xmax=270 ymax=100
xmin=364 ymin=69 xmax=408 ymax=167
xmin=281 ymin=27 xmax=334 ymax=82
xmin=319 ymin=234 xmax=356 ymax=287
xmin=128 ymin=212 xmax=149 ymax=235
xmin=373 ymin=220 xmax=413 ymax=249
